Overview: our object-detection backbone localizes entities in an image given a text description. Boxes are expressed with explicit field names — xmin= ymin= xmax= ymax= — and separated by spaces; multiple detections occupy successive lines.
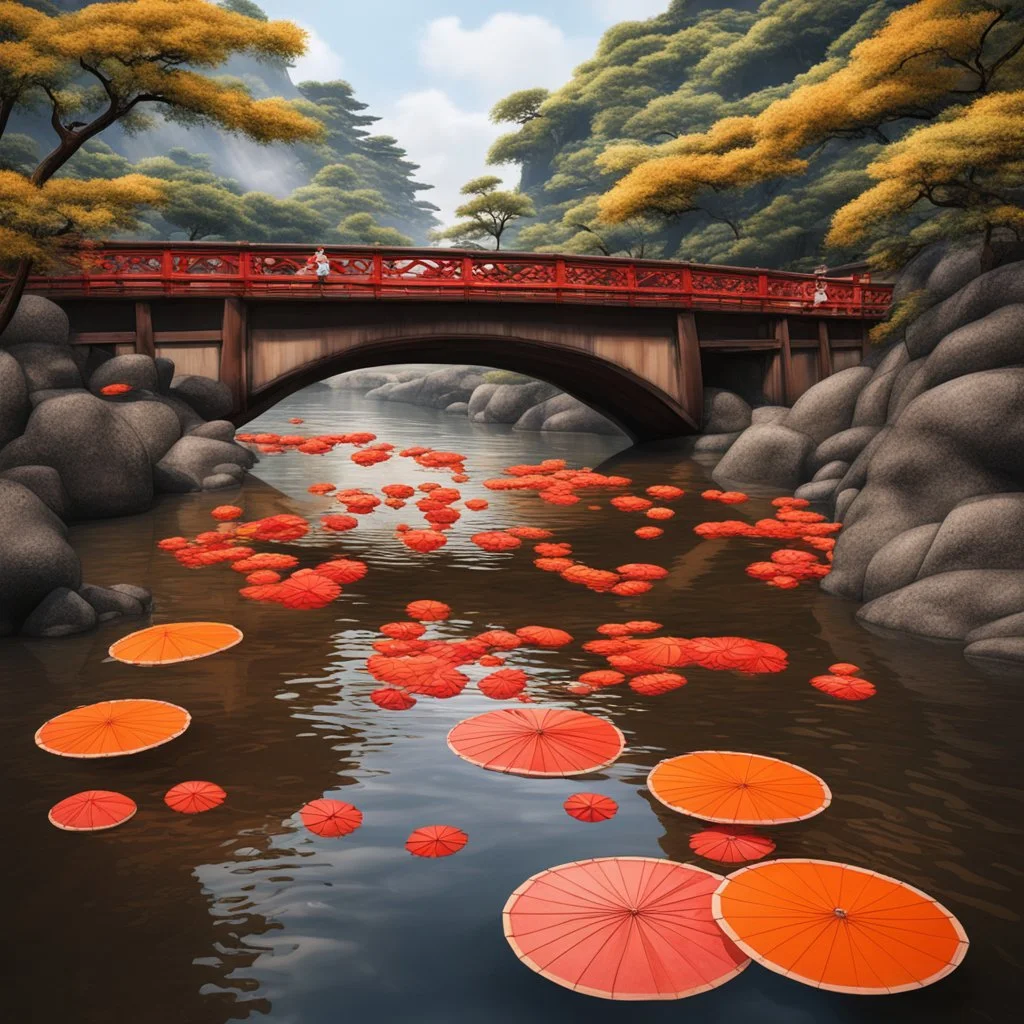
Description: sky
xmin=255 ymin=1 xmax=670 ymax=226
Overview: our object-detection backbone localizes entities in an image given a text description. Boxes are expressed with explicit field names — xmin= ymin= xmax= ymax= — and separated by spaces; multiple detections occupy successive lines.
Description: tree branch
xmin=43 ymin=85 xmax=72 ymax=144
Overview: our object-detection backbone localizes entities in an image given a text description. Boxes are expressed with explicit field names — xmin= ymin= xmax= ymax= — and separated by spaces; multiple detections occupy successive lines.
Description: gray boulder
xmin=793 ymin=479 xmax=839 ymax=503
xmin=806 ymin=426 xmax=880 ymax=475
xmin=89 ymin=354 xmax=160 ymax=394
xmin=963 ymin=636 xmax=1024 ymax=664
xmin=81 ymin=347 xmax=112 ymax=382
xmin=905 ymin=260 xmax=1024 ymax=358
xmin=30 ymin=387 xmax=86 ymax=407
xmin=110 ymin=583 xmax=153 ymax=612
xmin=170 ymin=374 xmax=234 ymax=420
xmin=835 ymin=487 xmax=860 ymax=522
xmin=154 ymin=436 xmax=255 ymax=493
xmin=329 ymin=369 xmax=397 ymax=391
xmin=21 ymin=587 xmax=96 ymax=638
xmin=858 ymin=569 xmax=1024 ymax=640
xmin=0 ymin=480 xmax=80 ymax=629
xmin=852 ymin=344 xmax=909 ymax=427
xmin=0 ymin=350 xmax=29 ymax=448
xmin=812 ymin=460 xmax=850 ymax=482
xmin=713 ymin=423 xmax=816 ymax=489
xmin=885 ymin=357 xmax=927 ymax=421
xmin=965 ymin=612 xmax=1024 ymax=643
xmin=374 ymin=366 xmax=488 ymax=410
xmin=211 ymin=462 xmax=245 ymax=481
xmin=862 ymin=523 xmax=940 ymax=602
xmin=917 ymin=494 xmax=1024 ymax=576
xmin=833 ymin=426 xmax=892 ymax=496
xmin=150 ymin=392 xmax=205 ymax=432
xmin=189 ymin=419 xmax=236 ymax=442
xmin=892 ymin=243 xmax=949 ymax=304
xmin=702 ymin=388 xmax=751 ymax=434
xmin=783 ymin=366 xmax=873 ymax=444
xmin=513 ymin=393 xmax=575 ymax=431
xmin=0 ymin=465 xmax=69 ymax=519
xmin=468 ymin=383 xmax=499 ymax=421
xmin=112 ymin=398 xmax=182 ymax=463
xmin=918 ymin=304 xmax=1024 ymax=392
xmin=155 ymin=357 xmax=175 ymax=393
xmin=917 ymin=242 xmax=991 ymax=307
xmin=201 ymin=473 xmax=241 ymax=490
xmin=78 ymin=583 xmax=145 ymax=623
xmin=7 ymin=342 xmax=82 ymax=393
xmin=542 ymin=400 xmax=621 ymax=435
xmin=750 ymin=406 xmax=788 ymax=425
xmin=693 ymin=431 xmax=742 ymax=453
xmin=445 ymin=402 xmax=469 ymax=415
xmin=0 ymin=391 xmax=153 ymax=518
xmin=0 ymin=295 xmax=69 ymax=347
xmin=476 ymin=382 xmax=560 ymax=424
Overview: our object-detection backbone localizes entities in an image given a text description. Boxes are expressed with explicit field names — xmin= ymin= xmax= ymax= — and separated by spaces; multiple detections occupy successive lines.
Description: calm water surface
xmin=3 ymin=388 xmax=1021 ymax=1024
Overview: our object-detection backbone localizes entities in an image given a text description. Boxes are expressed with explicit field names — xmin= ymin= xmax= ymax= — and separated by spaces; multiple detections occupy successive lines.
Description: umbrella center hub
xmin=833 ymin=907 xmax=848 ymax=919
xmin=629 ymin=907 xmax=640 ymax=916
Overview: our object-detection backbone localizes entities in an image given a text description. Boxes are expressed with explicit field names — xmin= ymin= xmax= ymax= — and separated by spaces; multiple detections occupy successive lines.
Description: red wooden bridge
xmin=24 ymin=243 xmax=893 ymax=439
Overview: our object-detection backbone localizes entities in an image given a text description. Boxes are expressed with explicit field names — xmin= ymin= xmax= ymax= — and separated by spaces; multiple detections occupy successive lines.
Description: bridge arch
xmin=240 ymin=332 xmax=696 ymax=442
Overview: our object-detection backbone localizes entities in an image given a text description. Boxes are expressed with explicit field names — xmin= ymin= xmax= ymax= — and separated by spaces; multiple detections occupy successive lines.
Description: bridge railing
xmin=24 ymin=243 xmax=893 ymax=317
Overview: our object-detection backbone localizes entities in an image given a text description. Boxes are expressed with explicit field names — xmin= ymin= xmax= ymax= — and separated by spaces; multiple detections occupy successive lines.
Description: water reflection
xmin=2 ymin=388 xmax=1021 ymax=1024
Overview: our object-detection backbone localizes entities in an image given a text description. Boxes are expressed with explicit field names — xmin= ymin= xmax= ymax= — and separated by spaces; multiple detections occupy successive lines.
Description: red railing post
xmin=852 ymin=274 xmax=863 ymax=315
xmin=239 ymin=243 xmax=251 ymax=296
xmin=681 ymin=266 xmax=693 ymax=305
xmin=161 ymin=248 xmax=173 ymax=294
xmin=462 ymin=255 xmax=474 ymax=299
xmin=555 ymin=257 xmax=567 ymax=302
xmin=372 ymin=252 xmax=383 ymax=298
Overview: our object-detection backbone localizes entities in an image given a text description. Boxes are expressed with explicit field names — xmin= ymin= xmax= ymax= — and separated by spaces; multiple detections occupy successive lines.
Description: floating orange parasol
xmin=109 ymin=622 xmax=242 ymax=666
xmin=811 ymin=674 xmax=877 ymax=701
xmin=712 ymin=859 xmax=969 ymax=994
xmin=689 ymin=826 xmax=776 ymax=864
xmin=829 ymin=662 xmax=860 ymax=676
xmin=35 ymin=699 xmax=191 ymax=758
xmin=630 ymin=672 xmax=687 ymax=695
xmin=164 ymin=780 xmax=226 ymax=814
xmin=48 ymin=790 xmax=137 ymax=831
xmin=448 ymin=707 xmax=625 ymax=777
xmin=406 ymin=824 xmax=468 ymax=858
xmin=648 ymin=752 xmax=831 ymax=824
xmin=299 ymin=798 xmax=363 ymax=838
xmin=563 ymin=793 xmax=618 ymax=822
xmin=503 ymin=857 xmax=748 ymax=1000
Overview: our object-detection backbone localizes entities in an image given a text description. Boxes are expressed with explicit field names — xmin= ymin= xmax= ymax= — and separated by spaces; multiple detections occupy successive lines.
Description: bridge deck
xmin=24 ymin=243 xmax=892 ymax=319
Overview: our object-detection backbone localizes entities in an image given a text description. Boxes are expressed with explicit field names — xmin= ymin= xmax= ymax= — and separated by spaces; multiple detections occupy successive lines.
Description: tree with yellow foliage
xmin=0 ymin=0 xmax=323 ymax=334
xmin=598 ymin=0 xmax=1024 ymax=267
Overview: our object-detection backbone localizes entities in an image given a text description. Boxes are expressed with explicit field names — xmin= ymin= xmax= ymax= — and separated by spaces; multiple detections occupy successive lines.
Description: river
xmin=3 ymin=384 xmax=1021 ymax=1024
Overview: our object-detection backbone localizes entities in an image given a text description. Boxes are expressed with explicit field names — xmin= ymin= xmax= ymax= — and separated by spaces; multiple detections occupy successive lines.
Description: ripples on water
xmin=2 ymin=387 xmax=1022 ymax=1024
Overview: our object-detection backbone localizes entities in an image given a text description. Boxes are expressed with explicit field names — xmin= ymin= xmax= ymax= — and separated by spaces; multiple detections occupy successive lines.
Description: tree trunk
xmin=0 ymin=258 xmax=33 ymax=338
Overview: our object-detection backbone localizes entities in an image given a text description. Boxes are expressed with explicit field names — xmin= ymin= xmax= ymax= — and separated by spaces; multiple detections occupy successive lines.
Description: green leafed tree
xmin=433 ymin=175 xmax=535 ymax=251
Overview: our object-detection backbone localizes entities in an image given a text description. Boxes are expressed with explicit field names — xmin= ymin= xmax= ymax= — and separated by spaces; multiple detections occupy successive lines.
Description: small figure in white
xmin=812 ymin=278 xmax=829 ymax=306
xmin=314 ymin=247 xmax=330 ymax=281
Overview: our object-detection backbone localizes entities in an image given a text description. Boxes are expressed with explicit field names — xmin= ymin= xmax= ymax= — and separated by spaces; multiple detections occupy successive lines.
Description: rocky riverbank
xmin=0 ymin=296 xmax=256 ymax=638
xmin=709 ymin=238 xmax=1024 ymax=666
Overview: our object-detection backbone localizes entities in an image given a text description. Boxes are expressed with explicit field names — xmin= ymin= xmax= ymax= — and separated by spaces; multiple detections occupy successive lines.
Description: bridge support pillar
xmin=817 ymin=320 xmax=833 ymax=380
xmin=134 ymin=302 xmax=154 ymax=358
xmin=220 ymin=297 xmax=247 ymax=412
xmin=775 ymin=317 xmax=795 ymax=405
xmin=675 ymin=312 xmax=704 ymax=428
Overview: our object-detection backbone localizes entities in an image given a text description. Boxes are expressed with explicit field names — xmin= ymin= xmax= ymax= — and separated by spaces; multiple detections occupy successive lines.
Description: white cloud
xmin=289 ymin=22 xmax=344 ymax=83
xmin=419 ymin=14 xmax=590 ymax=101
xmin=595 ymin=1 xmax=669 ymax=23
xmin=376 ymin=89 xmax=511 ymax=227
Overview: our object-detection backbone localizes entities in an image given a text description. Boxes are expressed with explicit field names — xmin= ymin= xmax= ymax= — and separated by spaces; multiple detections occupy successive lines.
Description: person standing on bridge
xmin=812 ymin=278 xmax=829 ymax=307
xmin=314 ymin=247 xmax=330 ymax=282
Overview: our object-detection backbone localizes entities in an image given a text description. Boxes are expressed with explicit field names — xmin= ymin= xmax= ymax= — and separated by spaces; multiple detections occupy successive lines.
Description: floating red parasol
xmin=406 ymin=824 xmax=468 ymax=858
xmin=299 ymin=798 xmax=363 ymax=837
xmin=630 ymin=672 xmax=687 ymax=695
xmin=811 ymin=674 xmax=877 ymax=700
xmin=689 ymin=825 xmax=776 ymax=864
xmin=515 ymin=625 xmax=573 ymax=648
xmin=407 ymin=600 xmax=450 ymax=622
xmin=563 ymin=793 xmax=618 ymax=822
xmin=448 ymin=707 xmax=624 ymax=777
xmin=829 ymin=662 xmax=860 ymax=676
xmin=479 ymin=668 xmax=528 ymax=700
xmin=380 ymin=621 xmax=426 ymax=640
xmin=164 ymin=780 xmax=226 ymax=814
xmin=503 ymin=857 xmax=748 ymax=1000
xmin=49 ymin=790 xmax=137 ymax=831
xmin=370 ymin=688 xmax=417 ymax=711
xmin=313 ymin=558 xmax=368 ymax=584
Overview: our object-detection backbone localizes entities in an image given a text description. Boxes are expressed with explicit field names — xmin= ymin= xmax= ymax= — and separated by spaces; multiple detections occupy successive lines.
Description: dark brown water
xmin=3 ymin=388 xmax=1021 ymax=1024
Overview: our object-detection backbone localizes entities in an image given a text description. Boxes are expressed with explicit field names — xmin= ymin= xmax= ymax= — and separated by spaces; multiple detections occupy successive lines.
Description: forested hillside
xmin=490 ymin=0 xmax=915 ymax=269
xmin=2 ymin=0 xmax=440 ymax=244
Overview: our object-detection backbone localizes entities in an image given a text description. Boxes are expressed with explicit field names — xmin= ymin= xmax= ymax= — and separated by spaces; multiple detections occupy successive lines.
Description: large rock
xmin=0 ymin=480 xmax=80 ymax=630
xmin=862 ymin=523 xmax=940 ymax=602
xmin=170 ymin=374 xmax=234 ymax=420
xmin=328 ymin=369 xmax=398 ymax=391
xmin=858 ymin=570 xmax=1024 ymax=640
xmin=793 ymin=479 xmax=839 ymax=503
xmin=835 ymin=487 xmax=859 ymax=522
xmin=78 ymin=583 xmax=145 ymax=623
xmin=188 ymin=420 xmax=236 ymax=442
xmin=468 ymin=383 xmax=499 ymax=420
xmin=112 ymin=398 xmax=182 ymax=463
xmin=852 ymin=344 xmax=909 ymax=427
xmin=0 ymin=465 xmax=69 ymax=519
xmin=30 ymin=387 xmax=86 ymax=407
xmin=474 ymin=382 xmax=560 ymax=424
xmin=905 ymin=260 xmax=1024 ymax=358
xmin=713 ymin=423 xmax=815 ymax=489
xmin=373 ymin=366 xmax=488 ymax=411
xmin=806 ymin=426 xmax=880 ymax=475
xmin=0 ymin=350 xmax=29 ymax=448
xmin=154 ymin=436 xmax=255 ymax=493
xmin=812 ymin=460 xmax=850 ymax=482
xmin=965 ymin=612 xmax=1024 ymax=644
xmin=702 ymin=388 xmax=751 ymax=434
xmin=0 ymin=392 xmax=153 ymax=518
xmin=0 ymin=295 xmax=69 ymax=347
xmin=750 ymin=406 xmax=788 ymax=425
xmin=885 ymin=357 xmax=927 ymax=421
xmin=211 ymin=462 xmax=245 ymax=481
xmin=7 ymin=342 xmax=82 ymax=393
xmin=963 ymin=636 xmax=1024 ymax=664
xmin=21 ymin=587 xmax=96 ymax=638
xmin=514 ymin=393 xmax=575 ymax=431
xmin=833 ymin=426 xmax=892 ymax=496
xmin=693 ymin=431 xmax=742 ymax=453
xmin=154 ymin=357 xmax=175 ymax=393
xmin=150 ymin=392 xmax=205 ymax=432
xmin=201 ymin=472 xmax=240 ymax=490
xmin=445 ymin=402 xmax=469 ymax=415
xmin=782 ymin=367 xmax=872 ymax=444
xmin=918 ymin=304 xmax=1024 ymax=392
xmin=89 ymin=354 xmax=160 ymax=395
xmin=892 ymin=243 xmax=949 ymax=304
xmin=823 ymin=369 xmax=1024 ymax=600
xmin=917 ymin=494 xmax=1024 ymax=576
xmin=110 ymin=583 xmax=153 ymax=612
xmin=542 ymin=399 xmax=621 ymax=435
